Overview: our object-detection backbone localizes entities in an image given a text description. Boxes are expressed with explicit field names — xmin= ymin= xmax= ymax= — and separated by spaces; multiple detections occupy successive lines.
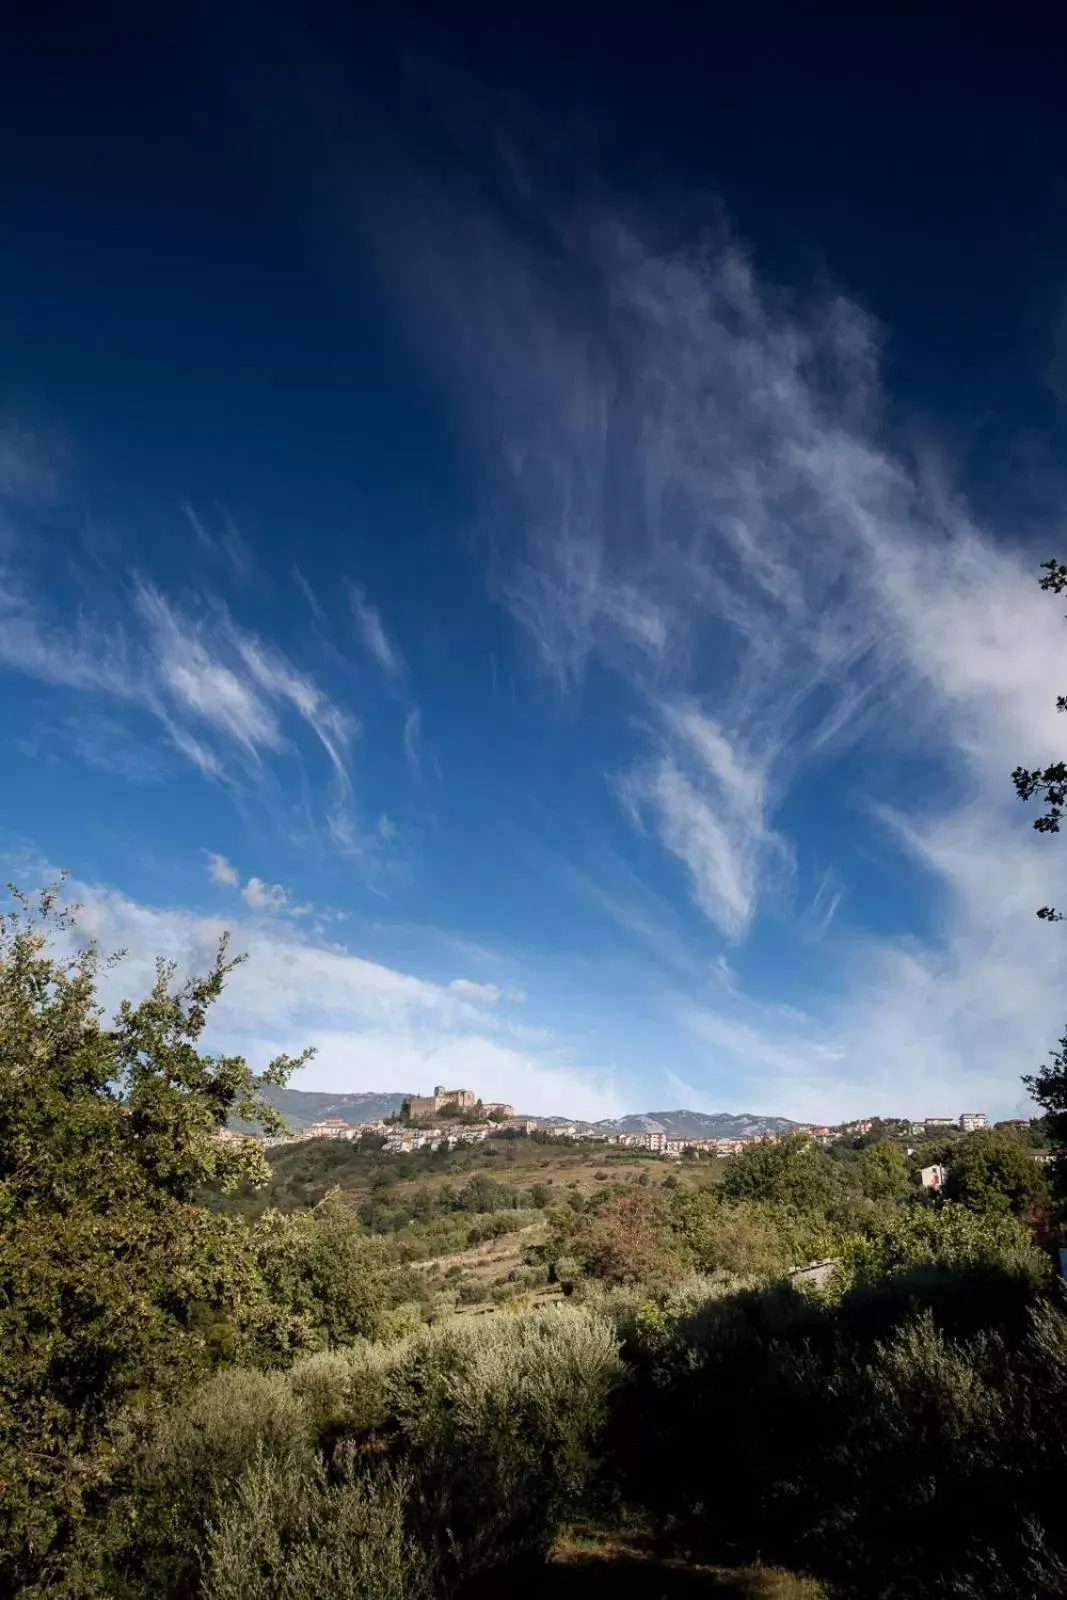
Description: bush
xmin=617 ymin=1266 xmax=1067 ymax=1597
xmin=942 ymin=1128 xmax=1050 ymax=1215
xmin=116 ymin=1369 xmax=313 ymax=1596
xmin=240 ymin=1197 xmax=383 ymax=1365
xmin=380 ymin=1306 xmax=623 ymax=1582
xmin=687 ymin=1204 xmax=793 ymax=1278
xmin=135 ymin=1303 xmax=622 ymax=1592
xmin=721 ymin=1135 xmax=850 ymax=1218
xmin=203 ymin=1459 xmax=433 ymax=1600
xmin=286 ymin=1339 xmax=396 ymax=1446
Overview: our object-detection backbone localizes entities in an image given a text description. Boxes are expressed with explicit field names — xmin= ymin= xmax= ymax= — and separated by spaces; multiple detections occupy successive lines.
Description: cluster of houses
xmin=219 ymin=1115 xmax=755 ymax=1158
xmin=216 ymin=1100 xmax=1044 ymax=1166
xmin=913 ymin=1112 xmax=989 ymax=1136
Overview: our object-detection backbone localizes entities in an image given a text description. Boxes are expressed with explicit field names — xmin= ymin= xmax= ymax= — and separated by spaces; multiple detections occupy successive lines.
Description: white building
xmin=302 ymin=1117 xmax=356 ymax=1140
xmin=959 ymin=1112 xmax=988 ymax=1133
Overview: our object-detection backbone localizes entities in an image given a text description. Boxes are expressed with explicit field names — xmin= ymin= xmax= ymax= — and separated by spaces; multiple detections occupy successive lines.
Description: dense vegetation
xmin=4 ymin=879 xmax=1067 ymax=1598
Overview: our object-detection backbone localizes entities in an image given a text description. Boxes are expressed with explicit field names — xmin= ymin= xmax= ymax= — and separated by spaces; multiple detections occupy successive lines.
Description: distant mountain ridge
xmin=590 ymin=1110 xmax=800 ymax=1139
xmin=258 ymin=1088 xmax=409 ymax=1129
xmin=252 ymin=1089 xmax=798 ymax=1141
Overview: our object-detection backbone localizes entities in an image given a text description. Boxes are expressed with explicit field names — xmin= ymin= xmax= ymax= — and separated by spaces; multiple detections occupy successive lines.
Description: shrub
xmin=116 ymin=1369 xmax=313 ymax=1596
xmin=618 ymin=1265 xmax=1067 ymax=1597
xmin=382 ymin=1306 xmax=623 ymax=1582
xmin=240 ymin=1197 xmax=383 ymax=1365
xmin=203 ymin=1458 xmax=433 ymax=1600
xmin=688 ymin=1205 xmax=793 ymax=1278
xmin=942 ymin=1128 xmax=1050 ymax=1215
xmin=287 ymin=1339 xmax=396 ymax=1444
xmin=721 ymin=1135 xmax=850 ymax=1218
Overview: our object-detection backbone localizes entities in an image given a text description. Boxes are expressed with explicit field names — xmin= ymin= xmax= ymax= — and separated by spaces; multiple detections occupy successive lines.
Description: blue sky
xmin=3 ymin=6 xmax=1067 ymax=1120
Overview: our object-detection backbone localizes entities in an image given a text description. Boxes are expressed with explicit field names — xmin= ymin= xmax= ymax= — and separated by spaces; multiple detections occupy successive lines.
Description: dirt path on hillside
xmin=458 ymin=1528 xmax=825 ymax=1598
xmin=412 ymin=1221 xmax=547 ymax=1280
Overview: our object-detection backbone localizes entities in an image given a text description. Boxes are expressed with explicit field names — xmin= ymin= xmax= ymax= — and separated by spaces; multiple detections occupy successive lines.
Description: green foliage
xmin=994 ymin=1117 xmax=1050 ymax=1148
xmin=0 ymin=882 xmax=306 ymax=1594
xmin=1025 ymin=1032 xmax=1067 ymax=1204
xmin=115 ymin=1368 xmax=314 ymax=1597
xmin=854 ymin=1138 xmax=910 ymax=1200
xmin=570 ymin=1190 xmax=683 ymax=1285
xmin=379 ymin=1307 xmax=623 ymax=1581
xmin=839 ymin=1199 xmax=1050 ymax=1286
xmin=942 ymin=1127 xmax=1049 ymax=1215
xmin=617 ymin=1265 xmax=1067 ymax=1597
xmin=668 ymin=1188 xmax=792 ymax=1278
xmin=240 ymin=1196 xmax=386 ymax=1364
xmin=203 ymin=1460 xmax=433 ymax=1600
xmin=1012 ymin=561 xmax=1067 ymax=1204
xmin=116 ymin=1304 xmax=621 ymax=1598
xmin=451 ymin=1173 xmax=520 ymax=1212
xmin=722 ymin=1135 xmax=850 ymax=1218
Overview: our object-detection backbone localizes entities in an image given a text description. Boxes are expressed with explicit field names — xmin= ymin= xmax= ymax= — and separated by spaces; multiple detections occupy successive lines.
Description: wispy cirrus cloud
xmin=622 ymin=703 xmax=786 ymax=939
xmin=403 ymin=706 xmax=422 ymax=773
xmin=181 ymin=503 xmax=252 ymax=580
xmin=373 ymin=122 xmax=1067 ymax=1115
xmin=350 ymin=583 xmax=403 ymax=678
xmin=0 ymin=545 xmax=359 ymax=835
xmin=448 ymin=977 xmax=501 ymax=1004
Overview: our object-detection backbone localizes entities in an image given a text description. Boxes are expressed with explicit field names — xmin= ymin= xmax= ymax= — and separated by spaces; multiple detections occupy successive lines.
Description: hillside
xmin=213 ymin=1129 xmax=707 ymax=1224
xmin=258 ymin=1086 xmax=408 ymax=1128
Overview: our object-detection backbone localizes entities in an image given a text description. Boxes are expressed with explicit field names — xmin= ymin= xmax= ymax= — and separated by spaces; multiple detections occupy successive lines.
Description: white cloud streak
xmin=350 ymin=584 xmax=403 ymax=678
xmin=387 ymin=150 xmax=1067 ymax=1116
xmin=0 ymin=561 xmax=358 ymax=834
xmin=623 ymin=704 xmax=786 ymax=938
xmin=403 ymin=706 xmax=422 ymax=773
xmin=448 ymin=977 xmax=501 ymax=1003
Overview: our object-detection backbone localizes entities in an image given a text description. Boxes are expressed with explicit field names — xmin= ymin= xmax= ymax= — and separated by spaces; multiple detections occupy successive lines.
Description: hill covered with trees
xmin=6 ymin=878 xmax=1067 ymax=1598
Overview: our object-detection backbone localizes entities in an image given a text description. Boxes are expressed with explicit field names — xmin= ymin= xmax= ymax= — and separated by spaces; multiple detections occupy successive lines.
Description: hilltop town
xmin=216 ymin=1086 xmax=1034 ymax=1163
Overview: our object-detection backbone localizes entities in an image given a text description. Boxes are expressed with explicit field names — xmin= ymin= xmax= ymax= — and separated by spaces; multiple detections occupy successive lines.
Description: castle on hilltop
xmin=404 ymin=1086 xmax=514 ymax=1121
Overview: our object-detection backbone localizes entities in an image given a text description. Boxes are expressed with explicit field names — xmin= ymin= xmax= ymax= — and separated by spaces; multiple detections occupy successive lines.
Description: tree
xmin=0 ymin=880 xmax=307 ymax=1593
xmin=1013 ymin=559 xmax=1067 ymax=1200
xmin=670 ymin=1188 xmax=792 ymax=1278
xmin=855 ymin=1138 xmax=910 ymax=1200
xmin=942 ymin=1128 xmax=1049 ymax=1216
xmin=722 ymin=1134 xmax=847 ymax=1217
xmin=570 ymin=1191 xmax=682 ymax=1285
